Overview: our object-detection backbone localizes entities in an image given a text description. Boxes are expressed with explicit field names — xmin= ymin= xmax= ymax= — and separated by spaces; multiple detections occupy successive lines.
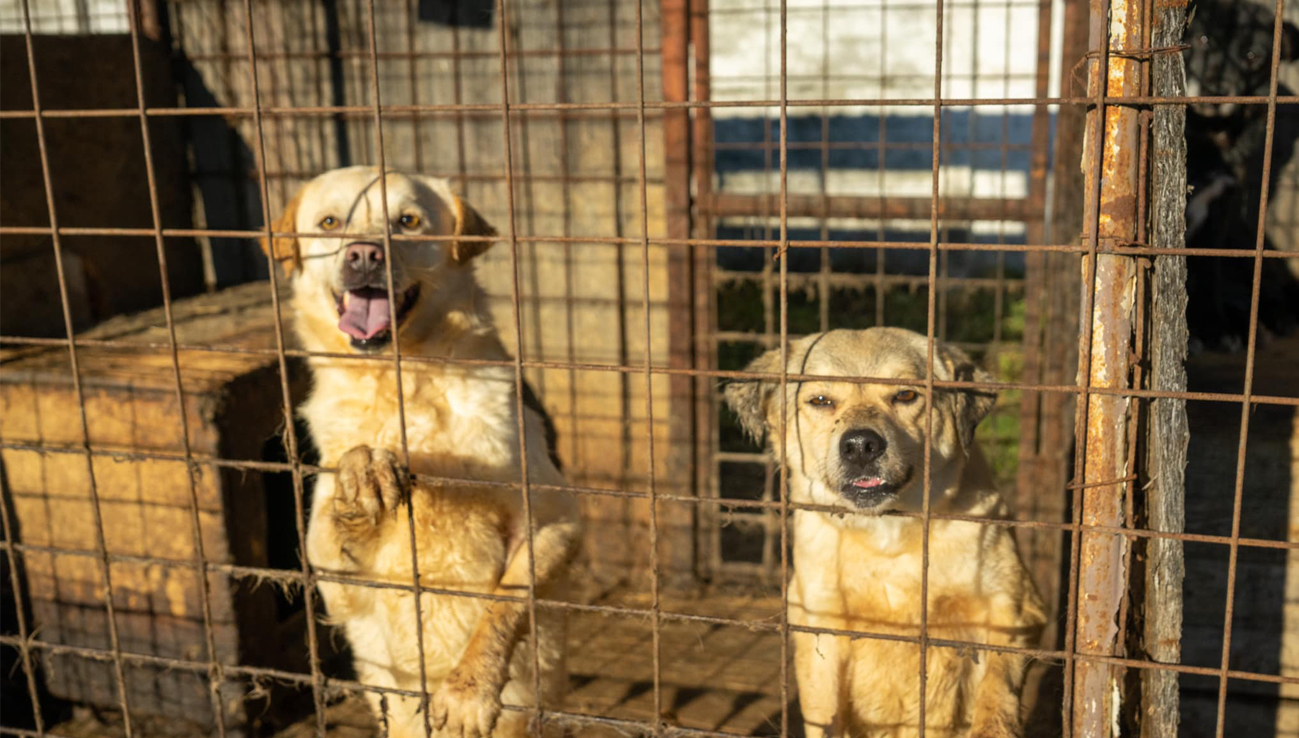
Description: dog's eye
xmin=398 ymin=214 xmax=421 ymax=230
xmin=807 ymin=395 xmax=835 ymax=408
xmin=893 ymin=389 xmax=919 ymax=404
xmin=319 ymin=216 xmax=340 ymax=231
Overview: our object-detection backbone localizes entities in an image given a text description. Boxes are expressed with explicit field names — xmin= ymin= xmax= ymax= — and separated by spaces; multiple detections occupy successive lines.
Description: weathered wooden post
xmin=1141 ymin=0 xmax=1190 ymax=733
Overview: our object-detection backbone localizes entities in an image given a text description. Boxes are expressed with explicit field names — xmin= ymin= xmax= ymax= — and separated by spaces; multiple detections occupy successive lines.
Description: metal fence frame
xmin=1 ymin=0 xmax=1298 ymax=737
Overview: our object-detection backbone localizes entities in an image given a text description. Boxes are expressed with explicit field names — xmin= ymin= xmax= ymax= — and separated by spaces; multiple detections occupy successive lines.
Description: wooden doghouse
xmin=0 ymin=283 xmax=308 ymax=733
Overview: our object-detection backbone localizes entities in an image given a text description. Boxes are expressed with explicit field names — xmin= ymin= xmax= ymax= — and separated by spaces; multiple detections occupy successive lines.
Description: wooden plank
xmin=1141 ymin=0 xmax=1191 ymax=732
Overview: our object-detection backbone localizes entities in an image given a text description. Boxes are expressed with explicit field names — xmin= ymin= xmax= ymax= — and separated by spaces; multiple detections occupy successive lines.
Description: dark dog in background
xmin=1183 ymin=0 xmax=1299 ymax=353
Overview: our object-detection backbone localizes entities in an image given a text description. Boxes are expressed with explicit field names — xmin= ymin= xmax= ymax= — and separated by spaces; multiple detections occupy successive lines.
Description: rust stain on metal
xmin=1071 ymin=0 xmax=1144 ymax=734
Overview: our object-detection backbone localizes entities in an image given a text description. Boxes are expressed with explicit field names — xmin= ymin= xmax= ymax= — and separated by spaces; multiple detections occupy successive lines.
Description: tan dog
xmin=262 ymin=166 xmax=580 ymax=738
xmin=725 ymin=328 xmax=1045 ymax=738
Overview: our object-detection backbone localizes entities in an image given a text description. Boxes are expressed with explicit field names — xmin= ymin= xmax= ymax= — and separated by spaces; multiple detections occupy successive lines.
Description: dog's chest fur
xmin=792 ymin=509 xmax=1031 ymax=736
xmin=795 ymin=512 xmax=1008 ymax=633
xmin=304 ymin=361 xmax=522 ymax=476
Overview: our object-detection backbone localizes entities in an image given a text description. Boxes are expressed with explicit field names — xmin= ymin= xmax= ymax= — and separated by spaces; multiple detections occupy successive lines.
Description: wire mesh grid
xmin=1 ymin=0 xmax=1298 ymax=737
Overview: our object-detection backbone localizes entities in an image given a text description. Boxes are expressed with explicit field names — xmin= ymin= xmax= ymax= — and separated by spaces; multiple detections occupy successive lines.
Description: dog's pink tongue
xmin=338 ymin=288 xmax=392 ymax=339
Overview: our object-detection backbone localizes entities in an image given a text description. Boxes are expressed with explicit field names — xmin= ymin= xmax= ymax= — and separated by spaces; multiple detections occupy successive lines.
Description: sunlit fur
xmin=725 ymin=328 xmax=1046 ymax=738
xmin=263 ymin=166 xmax=580 ymax=738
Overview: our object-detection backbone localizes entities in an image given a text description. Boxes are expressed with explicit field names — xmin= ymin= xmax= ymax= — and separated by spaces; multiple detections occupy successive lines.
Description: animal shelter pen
xmin=2 ymin=0 xmax=1299 ymax=735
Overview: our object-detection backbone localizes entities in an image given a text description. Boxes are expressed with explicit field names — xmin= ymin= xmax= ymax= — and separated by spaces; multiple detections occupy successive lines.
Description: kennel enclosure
xmin=1 ymin=0 xmax=1299 ymax=736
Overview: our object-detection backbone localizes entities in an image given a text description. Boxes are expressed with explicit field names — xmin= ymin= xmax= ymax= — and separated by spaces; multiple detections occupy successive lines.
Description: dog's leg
xmin=967 ymin=586 xmax=1039 ymax=738
xmin=789 ymin=516 xmax=851 ymax=738
xmin=793 ymin=627 xmax=850 ymax=738
xmin=967 ymin=539 xmax=1046 ymax=738
xmin=790 ymin=572 xmax=851 ymax=738
xmin=306 ymin=445 xmax=405 ymax=610
xmin=967 ymin=651 xmax=1029 ymax=738
xmin=430 ymin=517 xmax=580 ymax=738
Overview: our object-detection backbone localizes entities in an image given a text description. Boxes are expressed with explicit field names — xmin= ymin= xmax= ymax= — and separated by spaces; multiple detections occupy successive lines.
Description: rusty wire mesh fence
xmin=1 ymin=0 xmax=1298 ymax=736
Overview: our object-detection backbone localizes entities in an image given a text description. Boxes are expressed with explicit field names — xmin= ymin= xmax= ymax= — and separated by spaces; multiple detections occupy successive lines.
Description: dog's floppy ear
xmin=724 ymin=348 xmax=785 ymax=441
xmin=450 ymin=195 xmax=498 ymax=263
xmin=936 ymin=342 xmax=996 ymax=451
xmin=260 ymin=187 xmax=305 ymax=275
xmin=1283 ymin=21 xmax=1299 ymax=62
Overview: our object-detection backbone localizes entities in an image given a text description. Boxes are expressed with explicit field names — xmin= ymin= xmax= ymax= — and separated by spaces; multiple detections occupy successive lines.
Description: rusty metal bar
xmin=357 ymin=0 xmax=435 ymax=733
xmin=606 ymin=0 xmax=636 ymax=520
xmin=1068 ymin=0 xmax=1144 ymax=731
xmin=8 ymin=499 xmax=1299 ymax=565
xmin=179 ymin=46 xmax=660 ymax=62
xmin=1014 ymin=0 xmax=1056 ymax=522
xmin=757 ymin=0 xmax=779 ymax=584
xmin=691 ymin=0 xmax=721 ymax=582
xmin=123 ymin=0 xmax=229 ymax=732
xmin=711 ymin=139 xmax=1034 ymax=151
xmin=6 ymin=222 xmax=1299 ymax=260
xmin=632 ymin=0 xmax=667 ymax=729
xmin=3 ymin=625 xmax=1297 ymax=708
xmin=776 ymin=0 xmax=792 ymax=734
xmin=7 ymin=463 xmax=1296 ymax=553
xmin=448 ymin=6 xmax=468 ymax=190
xmin=554 ymin=0 xmax=580 ymax=489
xmin=1213 ymin=2 xmax=1290 ymax=736
xmin=15 ymin=1 xmax=137 ymax=733
xmin=816 ymin=0 xmax=831 ymax=336
xmin=5 ymin=333 xmax=1299 ymax=409
xmin=1019 ymin=0 xmax=1090 ymax=680
xmin=236 ymin=0 xmax=329 ymax=731
xmin=1 ymin=93 xmax=1293 ymax=122
xmin=403 ymin=0 xmax=423 ymax=172
xmin=703 ymin=193 xmax=1035 ymax=221
xmin=711 ymin=271 xmax=1020 ymax=289
xmin=873 ymin=0 xmax=889 ymax=329
xmin=661 ymin=0 xmax=698 ymax=561
xmin=917 ymin=0 xmax=947 ymax=731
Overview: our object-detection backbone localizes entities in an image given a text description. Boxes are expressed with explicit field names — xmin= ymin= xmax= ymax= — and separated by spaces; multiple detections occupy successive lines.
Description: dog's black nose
xmin=345 ymin=242 xmax=384 ymax=272
xmin=840 ymin=428 xmax=887 ymax=467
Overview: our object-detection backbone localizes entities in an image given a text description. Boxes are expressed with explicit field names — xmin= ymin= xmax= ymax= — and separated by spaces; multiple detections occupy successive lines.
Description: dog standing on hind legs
xmin=725 ymin=328 xmax=1045 ymax=738
xmin=262 ymin=166 xmax=580 ymax=738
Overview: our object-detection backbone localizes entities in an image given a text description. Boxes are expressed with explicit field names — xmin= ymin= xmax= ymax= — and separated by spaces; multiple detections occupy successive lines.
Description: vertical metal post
xmin=661 ymin=0 xmax=698 ymax=577
xmin=17 ymin=3 xmax=136 ymax=733
xmin=632 ymin=0 xmax=665 ymax=729
xmin=1070 ymin=0 xmax=1144 ymax=733
xmin=1014 ymin=0 xmax=1060 ymax=652
xmin=689 ymin=0 xmax=718 ymax=579
xmin=1024 ymin=3 xmax=1088 ymax=669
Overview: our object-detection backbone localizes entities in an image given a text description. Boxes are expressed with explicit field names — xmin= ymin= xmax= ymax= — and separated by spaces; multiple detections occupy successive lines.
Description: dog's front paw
xmin=431 ymin=671 xmax=502 ymax=738
xmin=333 ymin=445 xmax=406 ymax=523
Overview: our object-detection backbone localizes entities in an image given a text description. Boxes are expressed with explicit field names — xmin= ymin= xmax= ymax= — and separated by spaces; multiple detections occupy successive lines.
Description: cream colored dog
xmin=725 ymin=328 xmax=1045 ymax=738
xmin=262 ymin=166 xmax=580 ymax=738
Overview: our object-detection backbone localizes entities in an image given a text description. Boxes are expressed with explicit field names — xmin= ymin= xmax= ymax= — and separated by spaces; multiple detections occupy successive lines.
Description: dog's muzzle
xmin=334 ymin=242 xmax=420 ymax=351
xmin=837 ymin=428 xmax=906 ymax=510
